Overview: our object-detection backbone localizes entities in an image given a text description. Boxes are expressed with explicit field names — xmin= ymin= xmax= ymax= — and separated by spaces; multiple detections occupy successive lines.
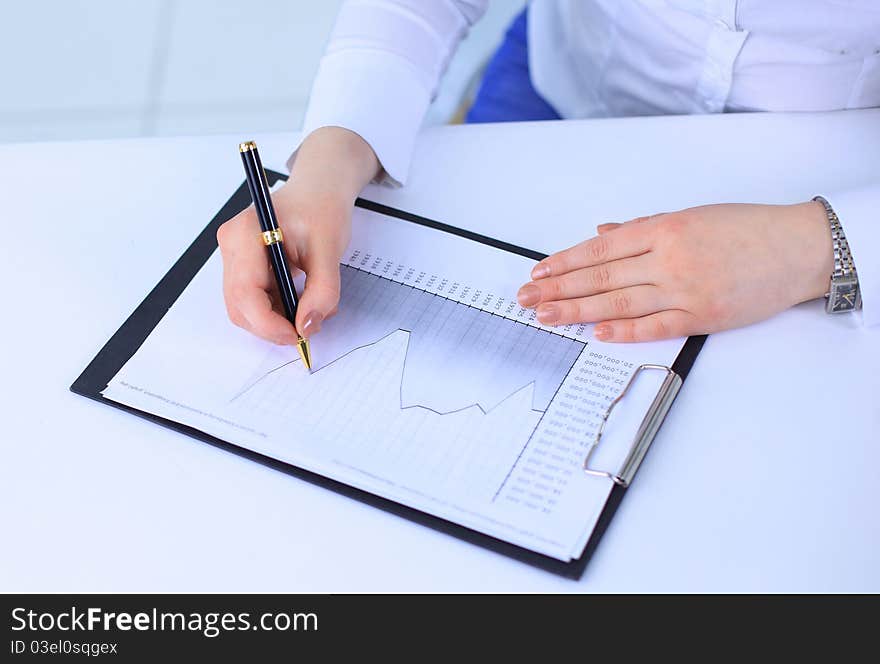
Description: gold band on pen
xmin=261 ymin=229 xmax=284 ymax=246
xmin=239 ymin=140 xmax=257 ymax=153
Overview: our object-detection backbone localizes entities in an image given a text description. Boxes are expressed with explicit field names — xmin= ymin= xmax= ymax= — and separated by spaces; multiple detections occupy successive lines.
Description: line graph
xmin=219 ymin=264 xmax=587 ymax=503
xmin=235 ymin=328 xmax=554 ymax=416
xmin=233 ymin=264 xmax=586 ymax=416
xmin=229 ymin=328 xmax=545 ymax=501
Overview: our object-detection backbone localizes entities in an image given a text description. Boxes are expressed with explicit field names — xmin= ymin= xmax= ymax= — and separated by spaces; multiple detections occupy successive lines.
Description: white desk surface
xmin=1 ymin=110 xmax=878 ymax=592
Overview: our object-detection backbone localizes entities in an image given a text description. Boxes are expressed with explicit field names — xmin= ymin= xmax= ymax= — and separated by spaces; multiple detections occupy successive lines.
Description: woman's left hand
xmin=517 ymin=202 xmax=834 ymax=342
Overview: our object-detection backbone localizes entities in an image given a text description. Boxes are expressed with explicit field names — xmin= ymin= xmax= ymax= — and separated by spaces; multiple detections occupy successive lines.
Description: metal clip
xmin=583 ymin=364 xmax=682 ymax=488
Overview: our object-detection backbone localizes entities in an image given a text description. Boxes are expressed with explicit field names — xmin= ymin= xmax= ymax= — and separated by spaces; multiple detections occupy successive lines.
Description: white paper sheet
xmin=103 ymin=204 xmax=686 ymax=561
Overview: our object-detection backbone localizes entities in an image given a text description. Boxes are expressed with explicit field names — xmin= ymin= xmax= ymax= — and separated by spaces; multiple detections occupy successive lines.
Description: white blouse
xmin=296 ymin=0 xmax=880 ymax=326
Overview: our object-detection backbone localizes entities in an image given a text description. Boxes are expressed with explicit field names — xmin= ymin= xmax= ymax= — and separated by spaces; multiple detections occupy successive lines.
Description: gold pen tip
xmin=296 ymin=336 xmax=312 ymax=372
xmin=238 ymin=140 xmax=257 ymax=153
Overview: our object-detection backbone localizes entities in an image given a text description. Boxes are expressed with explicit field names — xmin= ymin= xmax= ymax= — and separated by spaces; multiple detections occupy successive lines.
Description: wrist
xmin=789 ymin=200 xmax=834 ymax=303
xmin=290 ymin=126 xmax=380 ymax=202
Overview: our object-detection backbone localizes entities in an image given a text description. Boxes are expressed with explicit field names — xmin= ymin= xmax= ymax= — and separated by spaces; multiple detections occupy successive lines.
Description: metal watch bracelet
xmin=813 ymin=195 xmax=862 ymax=314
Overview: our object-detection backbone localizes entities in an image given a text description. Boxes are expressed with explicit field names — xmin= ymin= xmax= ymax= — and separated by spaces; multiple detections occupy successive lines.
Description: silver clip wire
xmin=583 ymin=364 xmax=682 ymax=488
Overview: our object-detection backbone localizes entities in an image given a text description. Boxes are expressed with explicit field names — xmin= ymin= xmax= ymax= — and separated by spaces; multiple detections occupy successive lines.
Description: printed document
xmin=103 ymin=204 xmax=687 ymax=561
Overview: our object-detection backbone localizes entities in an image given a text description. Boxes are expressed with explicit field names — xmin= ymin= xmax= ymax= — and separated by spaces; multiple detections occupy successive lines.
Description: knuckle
xmin=616 ymin=320 xmax=636 ymax=342
xmin=589 ymin=265 xmax=612 ymax=290
xmin=547 ymin=299 xmax=572 ymax=324
xmin=585 ymin=235 xmax=610 ymax=262
xmin=543 ymin=277 xmax=564 ymax=300
xmin=563 ymin=301 xmax=583 ymax=324
xmin=657 ymin=212 xmax=689 ymax=239
xmin=573 ymin=299 xmax=597 ymax=323
xmin=218 ymin=208 xmax=256 ymax=243
xmin=610 ymin=291 xmax=632 ymax=316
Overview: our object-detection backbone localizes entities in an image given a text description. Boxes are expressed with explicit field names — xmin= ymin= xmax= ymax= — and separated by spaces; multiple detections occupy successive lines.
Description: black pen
xmin=238 ymin=140 xmax=312 ymax=371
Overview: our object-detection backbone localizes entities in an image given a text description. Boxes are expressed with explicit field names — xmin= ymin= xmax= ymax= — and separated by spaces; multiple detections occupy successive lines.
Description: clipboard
xmin=71 ymin=171 xmax=706 ymax=579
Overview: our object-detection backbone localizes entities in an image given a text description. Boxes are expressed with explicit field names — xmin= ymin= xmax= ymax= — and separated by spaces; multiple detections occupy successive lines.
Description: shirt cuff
xmin=824 ymin=184 xmax=880 ymax=327
xmin=288 ymin=50 xmax=432 ymax=187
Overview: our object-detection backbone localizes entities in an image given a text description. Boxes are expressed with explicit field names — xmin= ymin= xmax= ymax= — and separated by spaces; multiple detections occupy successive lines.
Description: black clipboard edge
xmin=71 ymin=172 xmax=706 ymax=580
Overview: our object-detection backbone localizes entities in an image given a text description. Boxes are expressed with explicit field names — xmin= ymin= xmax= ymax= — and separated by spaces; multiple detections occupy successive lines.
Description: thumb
xmin=294 ymin=241 xmax=342 ymax=338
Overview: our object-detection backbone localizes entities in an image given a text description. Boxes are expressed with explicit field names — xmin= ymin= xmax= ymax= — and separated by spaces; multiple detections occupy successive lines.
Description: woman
xmin=217 ymin=0 xmax=878 ymax=345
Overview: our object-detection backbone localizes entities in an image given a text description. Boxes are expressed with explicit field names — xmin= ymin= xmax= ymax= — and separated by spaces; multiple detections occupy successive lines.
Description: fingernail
xmin=301 ymin=311 xmax=323 ymax=337
xmin=531 ymin=263 xmax=550 ymax=279
xmin=536 ymin=304 xmax=559 ymax=325
xmin=594 ymin=324 xmax=612 ymax=341
xmin=517 ymin=284 xmax=541 ymax=307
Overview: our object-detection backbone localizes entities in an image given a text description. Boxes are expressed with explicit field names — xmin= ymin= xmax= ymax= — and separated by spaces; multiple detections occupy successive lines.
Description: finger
xmin=294 ymin=238 xmax=342 ymax=337
xmin=217 ymin=210 xmax=298 ymax=345
xmin=622 ymin=213 xmax=667 ymax=226
xmin=518 ymin=254 xmax=654 ymax=307
xmin=531 ymin=223 xmax=654 ymax=280
xmin=597 ymin=211 xmax=670 ymax=235
xmin=593 ymin=309 xmax=698 ymax=343
xmin=229 ymin=284 xmax=299 ymax=345
xmin=535 ymin=285 xmax=666 ymax=326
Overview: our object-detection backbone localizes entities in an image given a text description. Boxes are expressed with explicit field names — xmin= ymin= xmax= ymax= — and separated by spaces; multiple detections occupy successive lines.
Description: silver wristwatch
xmin=814 ymin=196 xmax=862 ymax=314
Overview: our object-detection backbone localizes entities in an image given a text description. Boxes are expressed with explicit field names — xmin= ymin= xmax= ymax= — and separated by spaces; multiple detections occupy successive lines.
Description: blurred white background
xmin=0 ymin=0 xmax=524 ymax=144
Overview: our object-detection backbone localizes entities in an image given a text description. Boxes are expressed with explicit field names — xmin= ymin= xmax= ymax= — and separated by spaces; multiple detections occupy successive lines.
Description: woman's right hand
xmin=217 ymin=127 xmax=380 ymax=346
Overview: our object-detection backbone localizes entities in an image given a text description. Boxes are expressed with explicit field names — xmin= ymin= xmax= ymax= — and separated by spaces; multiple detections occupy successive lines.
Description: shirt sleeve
xmin=288 ymin=0 xmax=489 ymax=186
xmin=825 ymin=184 xmax=880 ymax=327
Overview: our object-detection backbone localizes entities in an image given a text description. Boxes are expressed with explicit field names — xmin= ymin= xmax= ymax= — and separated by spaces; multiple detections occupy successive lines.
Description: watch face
xmin=830 ymin=280 xmax=859 ymax=312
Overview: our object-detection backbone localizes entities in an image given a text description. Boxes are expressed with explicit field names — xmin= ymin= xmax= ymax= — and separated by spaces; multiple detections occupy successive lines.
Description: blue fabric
xmin=465 ymin=9 xmax=561 ymax=124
